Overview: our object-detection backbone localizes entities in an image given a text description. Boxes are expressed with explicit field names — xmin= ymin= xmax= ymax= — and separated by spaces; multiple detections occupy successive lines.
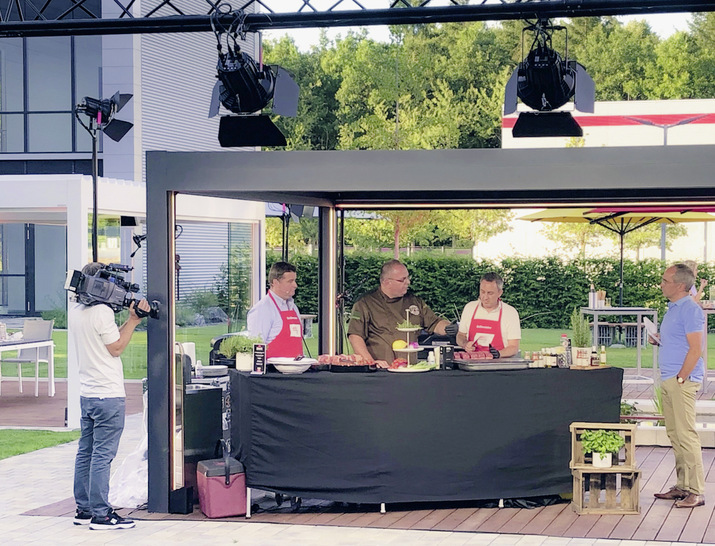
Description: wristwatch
xmin=677 ymin=375 xmax=685 ymax=384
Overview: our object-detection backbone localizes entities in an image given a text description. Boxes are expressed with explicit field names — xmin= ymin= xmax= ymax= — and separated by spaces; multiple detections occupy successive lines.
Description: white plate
xmin=393 ymin=347 xmax=420 ymax=353
xmin=396 ymin=327 xmax=420 ymax=332
xmin=387 ymin=366 xmax=434 ymax=373
xmin=267 ymin=357 xmax=318 ymax=366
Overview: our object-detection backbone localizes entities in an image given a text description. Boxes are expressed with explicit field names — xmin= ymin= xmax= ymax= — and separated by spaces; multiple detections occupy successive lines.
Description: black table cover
xmin=230 ymin=367 xmax=623 ymax=503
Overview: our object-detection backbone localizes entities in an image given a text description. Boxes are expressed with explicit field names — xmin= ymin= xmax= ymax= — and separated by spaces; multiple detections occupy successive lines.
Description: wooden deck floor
xmin=121 ymin=446 xmax=715 ymax=542
xmin=0 ymin=379 xmax=144 ymax=427
xmin=26 ymin=446 xmax=715 ymax=542
xmin=9 ymin=369 xmax=715 ymax=541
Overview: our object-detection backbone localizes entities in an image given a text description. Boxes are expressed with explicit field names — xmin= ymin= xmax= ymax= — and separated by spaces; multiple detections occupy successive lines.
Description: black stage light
xmin=77 ymin=92 xmax=134 ymax=142
xmin=208 ymin=10 xmax=299 ymax=148
xmin=504 ymin=19 xmax=594 ymax=138
xmin=218 ymin=115 xmax=287 ymax=147
xmin=512 ymin=111 xmax=582 ymax=138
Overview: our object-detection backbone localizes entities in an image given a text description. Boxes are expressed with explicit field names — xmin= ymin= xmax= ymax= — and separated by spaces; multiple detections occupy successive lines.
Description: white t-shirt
xmin=68 ymin=303 xmax=125 ymax=398
xmin=458 ymin=300 xmax=521 ymax=347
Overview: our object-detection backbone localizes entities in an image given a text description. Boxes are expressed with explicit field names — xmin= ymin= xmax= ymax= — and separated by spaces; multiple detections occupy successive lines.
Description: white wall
xmin=101 ymin=0 xmax=142 ymax=182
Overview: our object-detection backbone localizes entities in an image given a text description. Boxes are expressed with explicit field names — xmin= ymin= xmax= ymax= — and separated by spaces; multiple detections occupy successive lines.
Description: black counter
xmin=230 ymin=367 xmax=623 ymax=504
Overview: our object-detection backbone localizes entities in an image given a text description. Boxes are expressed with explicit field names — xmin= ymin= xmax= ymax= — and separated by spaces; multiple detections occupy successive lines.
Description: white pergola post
xmin=65 ymin=176 xmax=92 ymax=428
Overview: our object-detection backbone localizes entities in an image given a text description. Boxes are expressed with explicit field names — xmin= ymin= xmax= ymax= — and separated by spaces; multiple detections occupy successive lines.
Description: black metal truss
xmin=0 ymin=0 xmax=714 ymax=37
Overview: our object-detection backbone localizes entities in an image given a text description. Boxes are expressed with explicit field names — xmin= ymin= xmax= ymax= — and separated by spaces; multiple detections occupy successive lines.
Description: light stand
xmin=75 ymin=92 xmax=133 ymax=262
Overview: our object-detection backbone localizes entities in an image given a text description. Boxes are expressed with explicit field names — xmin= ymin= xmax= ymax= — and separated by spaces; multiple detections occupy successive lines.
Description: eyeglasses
xmin=388 ymin=276 xmax=410 ymax=283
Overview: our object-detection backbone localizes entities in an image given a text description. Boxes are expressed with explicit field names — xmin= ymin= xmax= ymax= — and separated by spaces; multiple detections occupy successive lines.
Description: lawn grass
xmin=3 ymin=326 xmax=712 ymax=381
xmin=0 ymin=429 xmax=80 ymax=460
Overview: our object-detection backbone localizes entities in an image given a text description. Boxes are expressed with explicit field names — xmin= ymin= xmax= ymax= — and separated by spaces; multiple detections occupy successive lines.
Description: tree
xmin=374 ymin=210 xmax=440 ymax=258
xmin=432 ymin=209 xmax=514 ymax=259
xmin=567 ymin=18 xmax=659 ymax=101
xmin=265 ymin=216 xmax=319 ymax=256
xmin=344 ymin=217 xmax=395 ymax=250
xmin=646 ymin=31 xmax=697 ymax=99
xmin=542 ymin=223 xmax=605 ymax=260
xmin=688 ymin=12 xmax=715 ymax=97
xmin=263 ymin=32 xmax=341 ymax=150
xmin=601 ymin=223 xmax=687 ymax=260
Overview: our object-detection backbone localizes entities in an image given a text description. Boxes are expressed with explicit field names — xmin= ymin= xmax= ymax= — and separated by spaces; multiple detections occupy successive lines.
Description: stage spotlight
xmin=75 ymin=91 xmax=133 ymax=261
xmin=504 ymin=19 xmax=594 ymax=138
xmin=208 ymin=10 xmax=299 ymax=147
xmin=76 ymin=92 xmax=134 ymax=142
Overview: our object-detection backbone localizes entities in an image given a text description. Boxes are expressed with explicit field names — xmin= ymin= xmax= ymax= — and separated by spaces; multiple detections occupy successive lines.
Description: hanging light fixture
xmin=208 ymin=8 xmax=299 ymax=147
xmin=504 ymin=19 xmax=594 ymax=138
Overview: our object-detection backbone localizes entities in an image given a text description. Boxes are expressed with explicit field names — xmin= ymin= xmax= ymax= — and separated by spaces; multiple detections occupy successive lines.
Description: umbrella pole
xmin=619 ymin=233 xmax=624 ymax=307
xmin=615 ymin=232 xmax=625 ymax=346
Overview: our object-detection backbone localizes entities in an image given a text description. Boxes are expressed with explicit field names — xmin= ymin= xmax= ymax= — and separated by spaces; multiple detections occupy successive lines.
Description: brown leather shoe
xmin=654 ymin=486 xmax=688 ymax=500
xmin=675 ymin=493 xmax=705 ymax=508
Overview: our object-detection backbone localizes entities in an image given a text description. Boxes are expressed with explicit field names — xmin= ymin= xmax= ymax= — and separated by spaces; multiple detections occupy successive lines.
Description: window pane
xmin=0 ymin=38 xmax=24 ymax=111
xmin=75 ymin=117 xmax=94 ymax=152
xmin=0 ymin=113 xmax=24 ymax=152
xmin=74 ymin=36 xmax=101 ymax=103
xmin=27 ymin=37 xmax=71 ymax=111
xmin=28 ymin=113 xmax=72 ymax=152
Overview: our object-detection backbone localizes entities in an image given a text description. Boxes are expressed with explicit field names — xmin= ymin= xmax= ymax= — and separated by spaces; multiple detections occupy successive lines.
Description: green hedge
xmin=267 ymin=252 xmax=709 ymax=330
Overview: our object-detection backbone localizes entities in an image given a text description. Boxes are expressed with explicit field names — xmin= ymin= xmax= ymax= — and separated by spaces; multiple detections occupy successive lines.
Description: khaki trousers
xmin=661 ymin=376 xmax=705 ymax=495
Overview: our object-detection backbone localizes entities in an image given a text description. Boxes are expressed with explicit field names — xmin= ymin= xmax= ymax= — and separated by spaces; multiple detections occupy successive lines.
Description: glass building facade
xmin=0 ymin=35 xmax=102 ymax=153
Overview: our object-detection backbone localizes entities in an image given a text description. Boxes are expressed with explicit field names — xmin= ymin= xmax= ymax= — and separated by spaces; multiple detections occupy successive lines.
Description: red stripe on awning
xmin=502 ymin=113 xmax=715 ymax=129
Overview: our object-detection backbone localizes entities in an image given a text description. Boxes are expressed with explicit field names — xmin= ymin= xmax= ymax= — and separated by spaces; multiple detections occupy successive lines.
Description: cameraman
xmin=69 ymin=262 xmax=150 ymax=530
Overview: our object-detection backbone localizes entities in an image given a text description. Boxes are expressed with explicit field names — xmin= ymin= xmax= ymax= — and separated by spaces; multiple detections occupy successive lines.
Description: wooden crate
xmin=570 ymin=422 xmax=637 ymax=470
xmin=572 ymin=468 xmax=640 ymax=515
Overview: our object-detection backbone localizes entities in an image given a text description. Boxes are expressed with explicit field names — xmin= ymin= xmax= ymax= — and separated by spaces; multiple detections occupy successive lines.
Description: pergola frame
xmin=147 ymin=145 xmax=715 ymax=512
xmin=7 ymin=0 xmax=714 ymax=516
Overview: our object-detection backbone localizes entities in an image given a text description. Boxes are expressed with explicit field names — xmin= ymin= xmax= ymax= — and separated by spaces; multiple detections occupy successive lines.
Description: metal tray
xmin=201 ymin=364 xmax=229 ymax=377
xmin=329 ymin=364 xmax=378 ymax=373
xmin=457 ymin=360 xmax=529 ymax=371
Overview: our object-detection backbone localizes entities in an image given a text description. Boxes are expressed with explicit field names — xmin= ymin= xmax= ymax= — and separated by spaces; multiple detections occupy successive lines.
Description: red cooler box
xmin=196 ymin=456 xmax=246 ymax=518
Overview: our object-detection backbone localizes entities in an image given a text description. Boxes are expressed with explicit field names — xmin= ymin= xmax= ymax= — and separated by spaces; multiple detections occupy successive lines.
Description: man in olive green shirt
xmin=348 ymin=260 xmax=454 ymax=363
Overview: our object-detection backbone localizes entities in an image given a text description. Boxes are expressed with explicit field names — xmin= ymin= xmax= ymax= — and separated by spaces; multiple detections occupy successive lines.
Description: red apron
xmin=266 ymin=292 xmax=303 ymax=359
xmin=467 ymin=302 xmax=505 ymax=351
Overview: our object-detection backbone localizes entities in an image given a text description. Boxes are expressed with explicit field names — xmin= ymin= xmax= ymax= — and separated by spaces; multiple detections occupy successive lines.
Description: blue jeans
xmin=74 ymin=396 xmax=126 ymax=517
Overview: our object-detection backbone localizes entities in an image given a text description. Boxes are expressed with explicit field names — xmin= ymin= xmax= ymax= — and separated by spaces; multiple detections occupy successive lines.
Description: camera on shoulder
xmin=65 ymin=263 xmax=159 ymax=319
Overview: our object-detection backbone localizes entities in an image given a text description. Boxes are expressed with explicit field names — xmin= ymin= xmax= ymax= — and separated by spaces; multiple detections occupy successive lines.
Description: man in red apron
xmin=247 ymin=261 xmax=303 ymax=358
xmin=456 ymin=272 xmax=521 ymax=358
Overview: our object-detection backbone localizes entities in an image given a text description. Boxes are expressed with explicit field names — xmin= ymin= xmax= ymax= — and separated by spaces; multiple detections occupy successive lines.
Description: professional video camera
xmin=64 ymin=263 xmax=159 ymax=319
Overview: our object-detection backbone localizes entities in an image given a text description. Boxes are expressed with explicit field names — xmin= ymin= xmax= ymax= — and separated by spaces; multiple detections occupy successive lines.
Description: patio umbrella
xmin=519 ymin=206 xmax=715 ymax=306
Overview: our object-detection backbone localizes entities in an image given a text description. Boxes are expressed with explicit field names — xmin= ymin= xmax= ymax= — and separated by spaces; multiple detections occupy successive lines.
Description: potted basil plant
xmin=219 ymin=334 xmax=263 ymax=371
xmin=581 ymin=429 xmax=625 ymax=468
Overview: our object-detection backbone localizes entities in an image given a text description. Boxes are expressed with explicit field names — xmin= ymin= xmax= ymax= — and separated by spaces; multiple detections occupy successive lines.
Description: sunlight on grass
xmin=0 ymin=429 xmax=80 ymax=460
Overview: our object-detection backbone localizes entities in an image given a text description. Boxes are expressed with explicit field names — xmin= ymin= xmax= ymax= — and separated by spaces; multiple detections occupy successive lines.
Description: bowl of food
xmin=268 ymin=357 xmax=316 ymax=374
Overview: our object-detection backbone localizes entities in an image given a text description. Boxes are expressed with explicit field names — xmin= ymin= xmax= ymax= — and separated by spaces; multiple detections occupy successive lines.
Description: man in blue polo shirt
xmin=651 ymin=263 xmax=705 ymax=508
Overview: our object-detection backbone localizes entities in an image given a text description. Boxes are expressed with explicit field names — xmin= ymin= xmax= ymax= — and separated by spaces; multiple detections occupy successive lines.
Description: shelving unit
xmin=569 ymin=422 xmax=640 ymax=515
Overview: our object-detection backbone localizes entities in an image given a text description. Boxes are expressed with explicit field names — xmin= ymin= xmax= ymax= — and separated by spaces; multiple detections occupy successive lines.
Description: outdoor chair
xmin=2 ymin=319 xmax=55 ymax=397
